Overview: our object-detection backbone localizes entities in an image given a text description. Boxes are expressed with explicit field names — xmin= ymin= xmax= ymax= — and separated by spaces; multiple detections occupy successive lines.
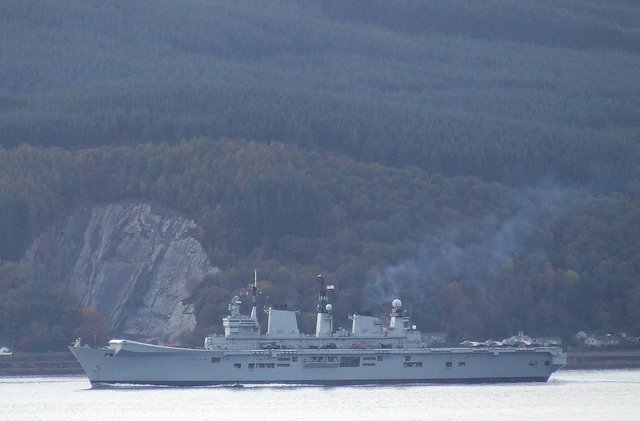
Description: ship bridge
xmin=223 ymin=296 xmax=260 ymax=337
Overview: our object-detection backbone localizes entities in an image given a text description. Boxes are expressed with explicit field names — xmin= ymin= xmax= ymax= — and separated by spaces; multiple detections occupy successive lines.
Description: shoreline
xmin=0 ymin=351 xmax=83 ymax=376
xmin=2 ymin=349 xmax=640 ymax=377
xmin=564 ymin=350 xmax=640 ymax=370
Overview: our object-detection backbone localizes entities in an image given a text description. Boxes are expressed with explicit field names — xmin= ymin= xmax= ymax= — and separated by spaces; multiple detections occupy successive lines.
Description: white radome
xmin=326 ymin=304 xmax=332 ymax=312
xmin=392 ymin=299 xmax=402 ymax=309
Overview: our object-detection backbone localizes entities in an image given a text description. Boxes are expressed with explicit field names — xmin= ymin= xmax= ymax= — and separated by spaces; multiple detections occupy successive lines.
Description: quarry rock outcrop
xmin=26 ymin=202 xmax=218 ymax=344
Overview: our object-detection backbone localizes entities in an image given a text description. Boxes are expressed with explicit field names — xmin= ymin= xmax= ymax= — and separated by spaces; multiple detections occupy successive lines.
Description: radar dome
xmin=326 ymin=304 xmax=333 ymax=312
xmin=392 ymin=299 xmax=402 ymax=309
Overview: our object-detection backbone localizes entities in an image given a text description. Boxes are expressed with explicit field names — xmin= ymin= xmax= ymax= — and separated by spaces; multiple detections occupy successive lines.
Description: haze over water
xmin=1 ymin=369 xmax=639 ymax=420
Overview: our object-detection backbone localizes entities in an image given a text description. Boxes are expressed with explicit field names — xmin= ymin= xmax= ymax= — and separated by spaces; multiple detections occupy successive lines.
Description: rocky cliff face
xmin=26 ymin=202 xmax=218 ymax=344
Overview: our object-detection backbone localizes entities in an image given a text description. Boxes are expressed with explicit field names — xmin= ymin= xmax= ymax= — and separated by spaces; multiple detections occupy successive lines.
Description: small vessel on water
xmin=70 ymin=274 xmax=565 ymax=386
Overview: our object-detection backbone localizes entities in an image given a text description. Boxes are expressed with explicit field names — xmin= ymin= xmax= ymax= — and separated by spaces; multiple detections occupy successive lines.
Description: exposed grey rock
xmin=25 ymin=202 xmax=218 ymax=344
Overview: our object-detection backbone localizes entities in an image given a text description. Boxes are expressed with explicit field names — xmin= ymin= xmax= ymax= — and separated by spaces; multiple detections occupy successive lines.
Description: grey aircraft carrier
xmin=70 ymin=274 xmax=566 ymax=386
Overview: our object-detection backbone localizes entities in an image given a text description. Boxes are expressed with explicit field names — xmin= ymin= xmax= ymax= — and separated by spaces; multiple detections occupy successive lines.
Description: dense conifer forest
xmin=1 ymin=0 xmax=639 ymax=350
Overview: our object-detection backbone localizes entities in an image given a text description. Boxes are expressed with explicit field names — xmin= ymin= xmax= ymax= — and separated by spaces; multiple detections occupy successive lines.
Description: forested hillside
xmin=2 ymin=0 xmax=639 ymax=190
xmin=1 ymin=0 xmax=639 ymax=350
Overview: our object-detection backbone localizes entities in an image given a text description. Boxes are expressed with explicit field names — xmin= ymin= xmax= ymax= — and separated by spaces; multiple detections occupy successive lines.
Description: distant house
xmin=627 ymin=337 xmax=640 ymax=346
xmin=599 ymin=334 xmax=620 ymax=347
xmin=584 ymin=336 xmax=599 ymax=347
xmin=582 ymin=333 xmax=620 ymax=348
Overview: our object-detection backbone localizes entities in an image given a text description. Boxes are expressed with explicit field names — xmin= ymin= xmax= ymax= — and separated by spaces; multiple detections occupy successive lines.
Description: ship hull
xmin=88 ymin=377 xmax=550 ymax=387
xmin=70 ymin=341 xmax=565 ymax=387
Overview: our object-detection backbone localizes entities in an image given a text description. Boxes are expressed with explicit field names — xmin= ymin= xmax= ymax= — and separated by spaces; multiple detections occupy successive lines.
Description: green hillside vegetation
xmin=322 ymin=0 xmax=640 ymax=52
xmin=1 ymin=0 xmax=639 ymax=350
xmin=1 ymin=140 xmax=640 ymax=349
xmin=1 ymin=0 xmax=639 ymax=190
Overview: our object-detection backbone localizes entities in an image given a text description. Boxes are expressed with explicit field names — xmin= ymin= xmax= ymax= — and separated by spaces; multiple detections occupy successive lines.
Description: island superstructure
xmin=70 ymin=274 xmax=566 ymax=386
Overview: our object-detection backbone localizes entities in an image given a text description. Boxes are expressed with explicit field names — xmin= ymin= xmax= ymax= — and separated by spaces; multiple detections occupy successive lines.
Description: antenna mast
xmin=317 ymin=274 xmax=327 ymax=313
xmin=250 ymin=268 xmax=258 ymax=320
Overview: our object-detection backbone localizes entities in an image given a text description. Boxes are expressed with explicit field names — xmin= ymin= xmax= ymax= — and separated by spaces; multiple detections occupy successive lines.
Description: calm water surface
xmin=1 ymin=369 xmax=639 ymax=420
